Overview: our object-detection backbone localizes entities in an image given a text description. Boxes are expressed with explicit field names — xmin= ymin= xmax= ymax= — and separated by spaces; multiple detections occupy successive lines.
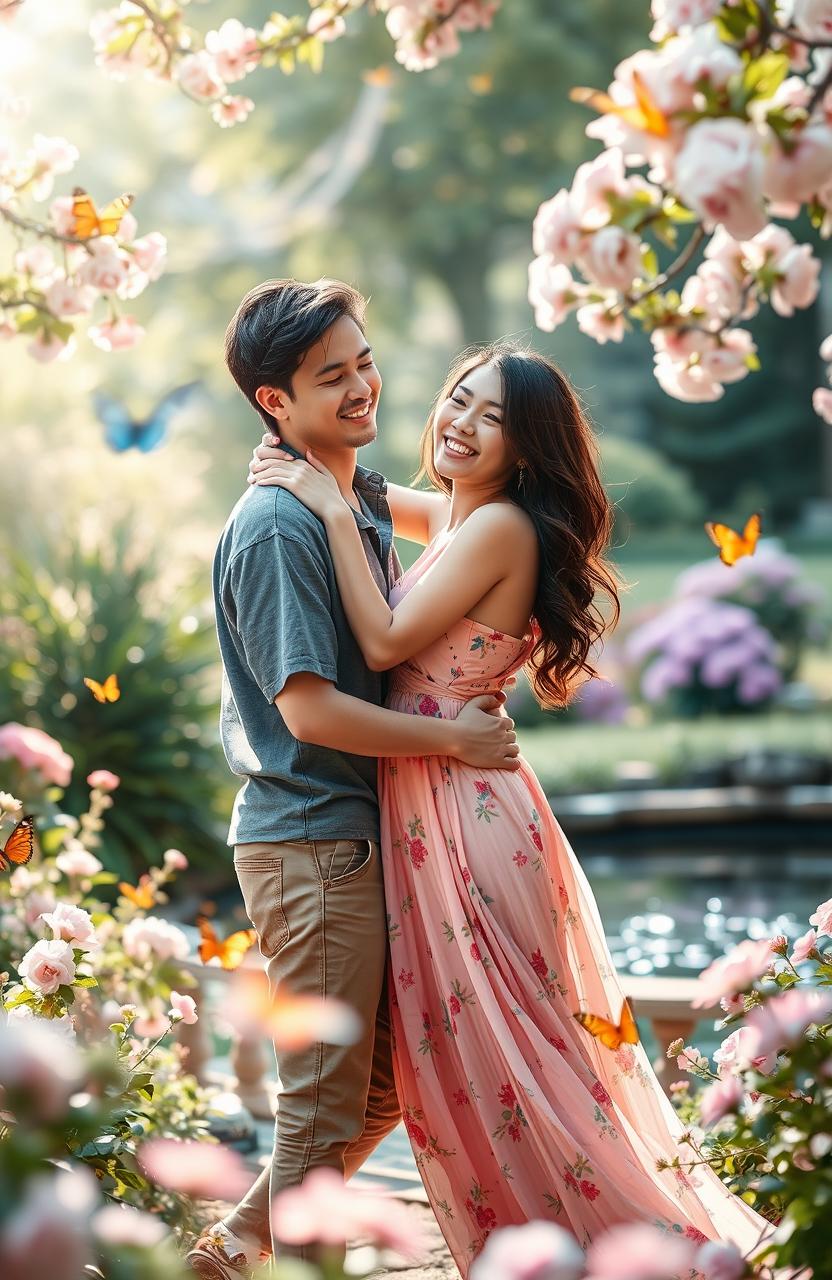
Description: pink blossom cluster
xmin=813 ymin=332 xmax=832 ymax=423
xmin=0 ymin=721 xmax=73 ymax=786
xmin=470 ymin=1218 xmax=747 ymax=1280
xmin=0 ymin=128 xmax=166 ymax=360
xmin=625 ymin=596 xmax=782 ymax=708
xmin=529 ymin=4 xmax=832 ymax=403
xmin=379 ymin=0 xmax=500 ymax=72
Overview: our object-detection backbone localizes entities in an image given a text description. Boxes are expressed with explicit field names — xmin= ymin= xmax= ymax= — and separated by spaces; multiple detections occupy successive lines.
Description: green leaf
xmin=4 ymin=987 xmax=36 ymax=1009
xmin=74 ymin=976 xmax=98 ymax=989
xmin=58 ymin=984 xmax=76 ymax=1006
xmin=743 ymin=50 xmax=790 ymax=102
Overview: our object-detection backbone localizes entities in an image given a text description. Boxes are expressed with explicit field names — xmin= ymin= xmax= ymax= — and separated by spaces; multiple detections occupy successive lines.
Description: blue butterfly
xmin=93 ymin=382 xmax=202 ymax=453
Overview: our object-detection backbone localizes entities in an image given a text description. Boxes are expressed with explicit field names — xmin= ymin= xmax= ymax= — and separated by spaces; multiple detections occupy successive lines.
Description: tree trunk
xmin=430 ymin=242 xmax=495 ymax=345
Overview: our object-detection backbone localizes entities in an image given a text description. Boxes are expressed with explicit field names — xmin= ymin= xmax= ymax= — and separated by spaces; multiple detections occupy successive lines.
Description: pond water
xmin=581 ymin=820 xmax=832 ymax=979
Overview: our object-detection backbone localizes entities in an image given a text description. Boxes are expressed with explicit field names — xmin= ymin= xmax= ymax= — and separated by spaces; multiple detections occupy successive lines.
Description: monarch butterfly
xmin=84 ymin=673 xmax=121 ymax=704
xmin=705 ymin=513 xmax=761 ymax=566
xmin=118 ymin=877 xmax=155 ymax=909
xmin=570 ymin=71 xmax=670 ymax=139
xmin=574 ymin=999 xmax=639 ymax=1051
xmin=71 ymin=188 xmax=134 ymax=240
xmin=0 ymin=815 xmax=35 ymax=872
xmin=197 ymin=917 xmax=257 ymax=970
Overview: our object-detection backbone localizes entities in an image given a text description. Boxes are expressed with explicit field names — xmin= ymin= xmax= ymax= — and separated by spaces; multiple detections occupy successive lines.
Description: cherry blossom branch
xmin=626 ymin=224 xmax=706 ymax=309
xmin=0 ymin=202 xmax=90 ymax=247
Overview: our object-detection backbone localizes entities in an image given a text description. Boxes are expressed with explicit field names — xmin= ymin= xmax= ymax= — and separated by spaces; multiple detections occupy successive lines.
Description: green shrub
xmin=0 ymin=522 xmax=230 ymax=876
xmin=601 ymin=435 xmax=704 ymax=535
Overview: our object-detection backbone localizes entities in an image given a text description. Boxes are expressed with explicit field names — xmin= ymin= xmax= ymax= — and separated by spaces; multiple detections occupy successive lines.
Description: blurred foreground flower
xmin=692 ymin=939 xmax=772 ymax=1007
xmin=227 ymin=968 xmax=363 ymax=1050
xmin=272 ymin=1165 xmax=427 ymax=1258
xmin=138 ymin=1137 xmax=253 ymax=1201
xmin=0 ymin=721 xmax=73 ymax=786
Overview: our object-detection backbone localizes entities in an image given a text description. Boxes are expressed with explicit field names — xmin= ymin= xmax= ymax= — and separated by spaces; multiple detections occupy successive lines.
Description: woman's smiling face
xmin=433 ymin=361 xmax=516 ymax=489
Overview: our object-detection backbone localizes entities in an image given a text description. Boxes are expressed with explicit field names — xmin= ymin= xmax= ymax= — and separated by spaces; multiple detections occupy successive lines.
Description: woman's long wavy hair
xmin=417 ymin=342 xmax=621 ymax=709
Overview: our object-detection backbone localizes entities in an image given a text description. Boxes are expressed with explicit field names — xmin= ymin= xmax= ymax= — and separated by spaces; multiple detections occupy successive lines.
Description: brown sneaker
xmin=186 ymin=1224 xmax=263 ymax=1279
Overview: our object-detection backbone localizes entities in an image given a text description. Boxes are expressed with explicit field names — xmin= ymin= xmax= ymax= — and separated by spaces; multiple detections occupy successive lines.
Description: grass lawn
xmin=519 ymin=708 xmax=832 ymax=794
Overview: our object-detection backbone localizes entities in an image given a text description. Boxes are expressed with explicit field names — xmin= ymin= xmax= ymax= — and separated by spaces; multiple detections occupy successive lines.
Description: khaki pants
xmin=222 ymin=838 xmax=400 ymax=1258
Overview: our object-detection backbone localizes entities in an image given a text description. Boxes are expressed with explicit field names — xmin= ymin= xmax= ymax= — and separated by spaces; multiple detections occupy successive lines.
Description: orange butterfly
xmin=84 ymin=673 xmax=120 ymax=704
xmin=0 ymin=815 xmax=35 ymax=872
xmin=119 ymin=876 xmax=156 ymax=909
xmin=570 ymin=70 xmax=670 ymax=139
xmin=197 ymin=916 xmax=257 ymax=971
xmin=705 ymin=512 xmax=761 ymax=566
xmin=574 ymin=999 xmax=639 ymax=1051
xmin=71 ymin=188 xmax=134 ymax=240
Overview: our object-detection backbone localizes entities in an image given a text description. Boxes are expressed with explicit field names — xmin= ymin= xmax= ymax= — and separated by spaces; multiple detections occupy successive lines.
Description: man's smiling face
xmin=265 ymin=314 xmax=382 ymax=453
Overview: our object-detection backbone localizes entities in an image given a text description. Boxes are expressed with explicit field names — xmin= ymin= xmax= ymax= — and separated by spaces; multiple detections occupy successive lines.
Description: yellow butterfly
xmin=705 ymin=512 xmax=761 ymax=566
xmin=574 ymin=999 xmax=639 ymax=1051
xmin=197 ymin=917 xmax=257 ymax=971
xmin=84 ymin=673 xmax=121 ymax=704
xmin=0 ymin=815 xmax=35 ymax=873
xmin=71 ymin=188 xmax=134 ymax=240
xmin=570 ymin=70 xmax=670 ymax=139
xmin=119 ymin=876 xmax=156 ymax=909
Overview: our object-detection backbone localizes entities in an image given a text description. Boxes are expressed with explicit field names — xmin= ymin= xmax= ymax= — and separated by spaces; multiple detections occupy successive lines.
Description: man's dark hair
xmin=224 ymin=278 xmax=367 ymax=429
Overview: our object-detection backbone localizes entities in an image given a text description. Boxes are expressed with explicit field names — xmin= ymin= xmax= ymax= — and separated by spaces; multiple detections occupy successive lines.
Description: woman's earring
xmin=517 ymin=460 xmax=527 ymax=490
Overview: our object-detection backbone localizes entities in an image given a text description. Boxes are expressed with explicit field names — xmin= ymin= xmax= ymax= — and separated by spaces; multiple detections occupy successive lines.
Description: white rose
xmin=17 ymin=938 xmax=77 ymax=994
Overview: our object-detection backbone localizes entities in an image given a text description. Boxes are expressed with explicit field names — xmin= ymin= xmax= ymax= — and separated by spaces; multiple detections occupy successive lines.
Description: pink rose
xmin=698 ymin=1076 xmax=743 ymax=1128
xmin=790 ymin=927 xmax=818 ymax=964
xmin=692 ymin=938 xmax=773 ymax=1007
xmin=175 ymin=51 xmax=226 ymax=102
xmin=743 ymin=988 xmax=832 ymax=1061
xmin=713 ymin=1026 xmax=775 ymax=1077
xmin=93 ymin=1205 xmax=168 ymax=1249
xmin=123 ymin=916 xmax=189 ymax=963
xmin=810 ymin=895 xmax=832 ymax=936
xmin=528 ymin=257 xmax=582 ymax=331
xmin=586 ymin=1223 xmax=696 ymax=1279
xmin=168 ymin=990 xmax=198 ymax=1025
xmin=2 ymin=1165 xmax=96 ymax=1280
xmin=87 ymin=769 xmax=120 ymax=792
xmin=40 ymin=903 xmax=98 ymax=950
xmin=675 ymin=118 xmax=767 ymax=241
xmin=813 ymin=387 xmax=832 ymax=424
xmin=272 ymin=1165 xmax=424 ymax=1256
xmin=532 ymin=189 xmax=585 ymax=264
xmin=88 ymin=315 xmax=145 ymax=352
xmin=470 ymin=1220 xmax=585 ymax=1280
xmin=771 ymin=244 xmax=821 ymax=317
xmin=581 ymin=225 xmax=642 ymax=292
xmin=695 ymin=1241 xmax=746 ymax=1280
xmin=55 ymin=844 xmax=103 ymax=878
xmin=18 ymin=938 xmax=77 ymax=994
xmin=576 ymin=303 xmax=625 ymax=345
xmin=0 ymin=722 xmax=73 ymax=786
xmin=163 ymin=848 xmax=188 ymax=872
xmin=138 ymin=1137 xmax=258 ymax=1202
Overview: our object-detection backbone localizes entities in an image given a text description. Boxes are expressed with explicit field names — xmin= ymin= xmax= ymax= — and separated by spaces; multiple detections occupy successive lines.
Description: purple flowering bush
xmin=675 ymin=545 xmax=827 ymax=681
xmin=625 ymin=596 xmax=782 ymax=717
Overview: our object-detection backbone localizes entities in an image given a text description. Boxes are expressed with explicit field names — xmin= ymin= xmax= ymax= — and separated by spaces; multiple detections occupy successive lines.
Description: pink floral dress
xmin=380 ymin=536 xmax=769 ymax=1276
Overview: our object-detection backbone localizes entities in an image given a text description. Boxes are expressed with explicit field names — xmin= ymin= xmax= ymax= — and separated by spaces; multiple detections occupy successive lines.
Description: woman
xmin=247 ymin=343 xmax=769 ymax=1272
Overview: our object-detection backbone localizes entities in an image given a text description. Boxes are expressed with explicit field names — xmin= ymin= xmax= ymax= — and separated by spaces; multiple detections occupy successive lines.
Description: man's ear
xmin=255 ymin=385 xmax=291 ymax=423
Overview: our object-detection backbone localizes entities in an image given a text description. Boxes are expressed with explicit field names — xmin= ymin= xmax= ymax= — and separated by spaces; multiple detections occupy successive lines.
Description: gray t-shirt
xmin=212 ymin=461 xmax=399 ymax=845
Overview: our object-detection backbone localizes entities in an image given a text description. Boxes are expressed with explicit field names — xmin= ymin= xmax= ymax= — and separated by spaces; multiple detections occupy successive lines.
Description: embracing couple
xmin=190 ymin=279 xmax=767 ymax=1278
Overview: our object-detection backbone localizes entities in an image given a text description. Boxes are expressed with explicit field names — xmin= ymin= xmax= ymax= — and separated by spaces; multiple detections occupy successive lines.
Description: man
xmin=189 ymin=279 xmax=519 ymax=1278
